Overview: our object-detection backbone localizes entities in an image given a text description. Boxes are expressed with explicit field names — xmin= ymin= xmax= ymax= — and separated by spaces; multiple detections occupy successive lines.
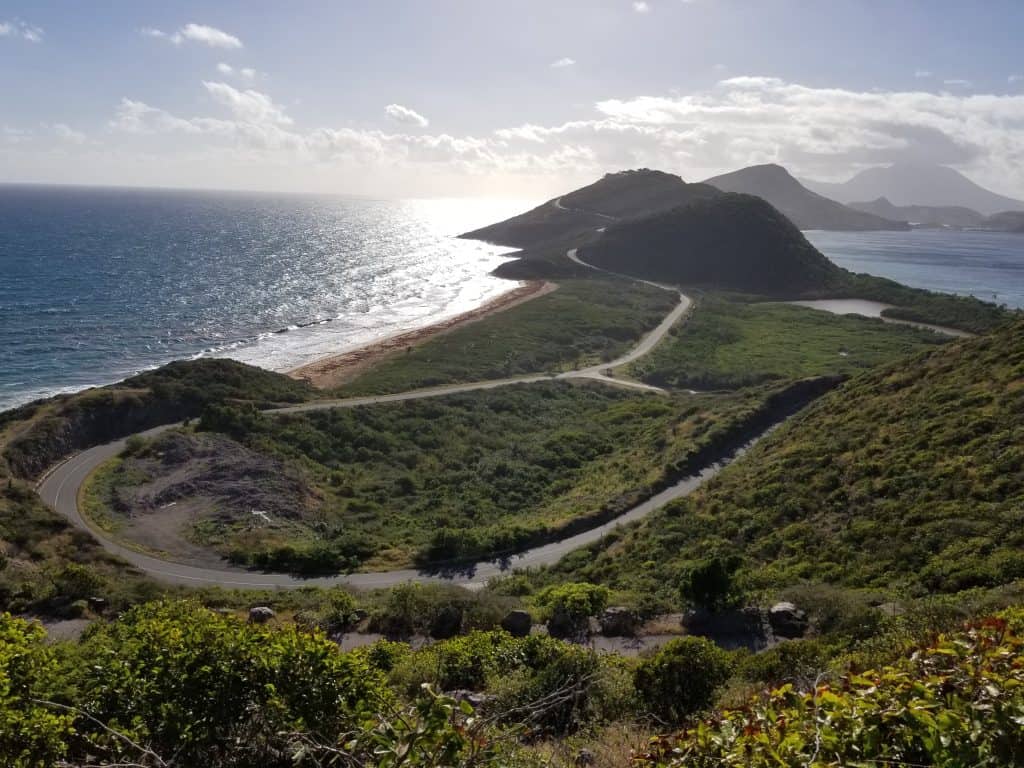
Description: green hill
xmin=461 ymin=169 xmax=719 ymax=249
xmin=583 ymin=193 xmax=845 ymax=296
xmin=555 ymin=316 xmax=1024 ymax=602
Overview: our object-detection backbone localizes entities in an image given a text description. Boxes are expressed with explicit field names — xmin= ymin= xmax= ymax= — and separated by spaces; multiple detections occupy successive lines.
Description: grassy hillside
xmin=462 ymin=169 xmax=719 ymax=249
xmin=624 ymin=296 xmax=947 ymax=390
xmin=554 ymin=319 xmax=1024 ymax=603
xmin=585 ymin=193 xmax=845 ymax=296
xmin=337 ymin=278 xmax=676 ymax=395
xmin=82 ymin=383 xmax=776 ymax=573
xmin=1 ymin=359 xmax=313 ymax=480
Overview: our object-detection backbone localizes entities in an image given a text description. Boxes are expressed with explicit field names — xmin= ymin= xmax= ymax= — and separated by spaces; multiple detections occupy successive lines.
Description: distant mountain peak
xmin=703 ymin=163 xmax=907 ymax=231
xmin=803 ymin=163 xmax=1024 ymax=215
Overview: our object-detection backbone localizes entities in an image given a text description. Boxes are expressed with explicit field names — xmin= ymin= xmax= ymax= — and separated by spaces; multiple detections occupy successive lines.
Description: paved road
xmin=36 ymin=248 xmax=706 ymax=590
xmin=553 ymin=196 xmax=618 ymax=221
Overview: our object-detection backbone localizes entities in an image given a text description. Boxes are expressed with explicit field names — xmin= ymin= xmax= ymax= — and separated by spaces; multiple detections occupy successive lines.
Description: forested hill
xmin=582 ymin=193 xmax=844 ymax=296
xmin=557 ymin=314 xmax=1024 ymax=602
xmin=461 ymin=169 xmax=719 ymax=249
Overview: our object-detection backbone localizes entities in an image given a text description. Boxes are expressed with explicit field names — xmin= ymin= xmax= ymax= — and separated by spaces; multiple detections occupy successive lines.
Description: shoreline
xmin=287 ymin=279 xmax=558 ymax=389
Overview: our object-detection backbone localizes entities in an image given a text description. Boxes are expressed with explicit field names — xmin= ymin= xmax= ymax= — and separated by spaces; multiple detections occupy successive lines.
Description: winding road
xmin=37 ymin=248 xmax=707 ymax=590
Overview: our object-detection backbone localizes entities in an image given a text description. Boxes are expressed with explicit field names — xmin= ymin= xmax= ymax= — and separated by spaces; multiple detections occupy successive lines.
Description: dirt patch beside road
xmin=85 ymin=430 xmax=319 ymax=565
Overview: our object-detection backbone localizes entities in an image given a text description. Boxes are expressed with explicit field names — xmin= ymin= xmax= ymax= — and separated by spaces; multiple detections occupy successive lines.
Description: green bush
xmin=0 ymin=615 xmax=72 ymax=768
xmin=678 ymin=556 xmax=740 ymax=611
xmin=638 ymin=610 xmax=1024 ymax=767
xmin=535 ymin=582 xmax=610 ymax=622
xmin=70 ymin=600 xmax=389 ymax=767
xmin=634 ymin=636 xmax=733 ymax=725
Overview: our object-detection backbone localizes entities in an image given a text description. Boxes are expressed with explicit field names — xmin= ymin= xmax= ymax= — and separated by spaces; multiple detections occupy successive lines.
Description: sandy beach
xmin=288 ymin=279 xmax=558 ymax=389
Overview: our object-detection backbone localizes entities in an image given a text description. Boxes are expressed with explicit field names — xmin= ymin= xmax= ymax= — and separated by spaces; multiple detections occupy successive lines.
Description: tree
xmin=679 ymin=556 xmax=739 ymax=611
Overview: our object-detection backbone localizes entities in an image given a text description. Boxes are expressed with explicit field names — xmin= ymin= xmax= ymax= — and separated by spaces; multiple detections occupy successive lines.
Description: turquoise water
xmin=0 ymin=186 xmax=522 ymax=412
xmin=806 ymin=229 xmax=1024 ymax=309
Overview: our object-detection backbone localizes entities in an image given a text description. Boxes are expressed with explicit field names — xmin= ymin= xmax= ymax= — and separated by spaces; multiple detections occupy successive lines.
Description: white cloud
xmin=141 ymin=23 xmax=242 ymax=49
xmin=943 ymin=78 xmax=972 ymax=88
xmin=1010 ymin=74 xmax=1024 ymax=84
xmin=551 ymin=57 xmax=576 ymax=68
xmin=216 ymin=63 xmax=256 ymax=79
xmin=914 ymin=69 xmax=932 ymax=78
xmin=102 ymin=76 xmax=1024 ymax=198
xmin=1 ymin=20 xmax=43 ymax=42
xmin=385 ymin=103 xmax=429 ymax=128
xmin=632 ymin=1 xmax=651 ymax=12
xmin=203 ymin=82 xmax=292 ymax=125
xmin=49 ymin=123 xmax=86 ymax=143
xmin=179 ymin=23 xmax=242 ymax=48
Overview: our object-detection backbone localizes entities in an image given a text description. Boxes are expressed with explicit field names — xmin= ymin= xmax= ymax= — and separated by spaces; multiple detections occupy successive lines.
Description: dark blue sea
xmin=0 ymin=185 xmax=522 ymax=412
xmin=806 ymin=229 xmax=1024 ymax=309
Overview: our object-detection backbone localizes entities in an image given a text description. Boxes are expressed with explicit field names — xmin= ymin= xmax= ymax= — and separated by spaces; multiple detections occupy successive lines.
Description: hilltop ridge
xmin=462 ymin=169 xmax=718 ymax=249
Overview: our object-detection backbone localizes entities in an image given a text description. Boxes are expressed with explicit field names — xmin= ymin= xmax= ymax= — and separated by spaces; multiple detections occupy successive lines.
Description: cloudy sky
xmin=3 ymin=0 xmax=1024 ymax=199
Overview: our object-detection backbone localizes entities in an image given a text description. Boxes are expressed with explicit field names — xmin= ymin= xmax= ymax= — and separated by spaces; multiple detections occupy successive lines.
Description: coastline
xmin=287 ymin=279 xmax=558 ymax=389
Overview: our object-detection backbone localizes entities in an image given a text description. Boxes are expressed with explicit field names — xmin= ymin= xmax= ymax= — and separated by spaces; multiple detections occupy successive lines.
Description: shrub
xmin=0 ymin=615 xmax=72 ymax=768
xmin=487 ymin=634 xmax=636 ymax=735
xmin=51 ymin=563 xmax=105 ymax=602
xmin=638 ymin=611 xmax=1024 ymax=767
xmin=70 ymin=600 xmax=389 ymax=767
xmin=634 ymin=637 xmax=733 ymax=724
xmin=678 ymin=556 xmax=739 ymax=611
xmin=535 ymin=582 xmax=610 ymax=622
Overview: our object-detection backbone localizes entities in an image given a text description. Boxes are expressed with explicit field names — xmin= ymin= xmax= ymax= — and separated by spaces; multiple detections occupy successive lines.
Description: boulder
xmin=430 ymin=604 xmax=464 ymax=639
xmin=768 ymin=602 xmax=808 ymax=638
xmin=683 ymin=607 xmax=768 ymax=651
xmin=87 ymin=596 xmax=107 ymax=614
xmin=500 ymin=610 xmax=532 ymax=638
xmin=547 ymin=606 xmax=586 ymax=640
xmin=248 ymin=606 xmax=275 ymax=624
xmin=599 ymin=606 xmax=637 ymax=637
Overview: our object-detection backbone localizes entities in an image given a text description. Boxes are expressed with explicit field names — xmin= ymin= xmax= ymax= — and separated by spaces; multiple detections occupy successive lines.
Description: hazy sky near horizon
xmin=3 ymin=0 xmax=1024 ymax=199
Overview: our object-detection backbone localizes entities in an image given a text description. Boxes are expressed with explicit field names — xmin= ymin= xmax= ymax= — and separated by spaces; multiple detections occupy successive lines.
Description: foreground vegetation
xmin=3 ymin=594 xmax=1024 ymax=767
xmin=639 ymin=608 xmax=1024 ymax=767
xmin=550 ymin=319 xmax=1024 ymax=606
xmin=337 ymin=277 xmax=676 ymax=395
xmin=83 ymin=383 xmax=779 ymax=573
xmin=626 ymin=295 xmax=946 ymax=390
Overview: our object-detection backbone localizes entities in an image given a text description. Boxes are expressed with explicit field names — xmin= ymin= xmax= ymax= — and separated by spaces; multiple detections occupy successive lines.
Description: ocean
xmin=805 ymin=229 xmax=1024 ymax=309
xmin=2 ymin=186 xmax=1023 ymax=414
xmin=0 ymin=185 xmax=524 ymax=412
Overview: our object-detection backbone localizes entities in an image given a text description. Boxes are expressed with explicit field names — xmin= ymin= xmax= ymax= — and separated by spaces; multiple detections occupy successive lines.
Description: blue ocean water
xmin=806 ymin=229 xmax=1024 ymax=309
xmin=0 ymin=185 xmax=523 ymax=412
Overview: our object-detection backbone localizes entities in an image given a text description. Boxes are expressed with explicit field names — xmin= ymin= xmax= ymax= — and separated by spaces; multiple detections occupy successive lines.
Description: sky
xmin=2 ymin=0 xmax=1024 ymax=199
